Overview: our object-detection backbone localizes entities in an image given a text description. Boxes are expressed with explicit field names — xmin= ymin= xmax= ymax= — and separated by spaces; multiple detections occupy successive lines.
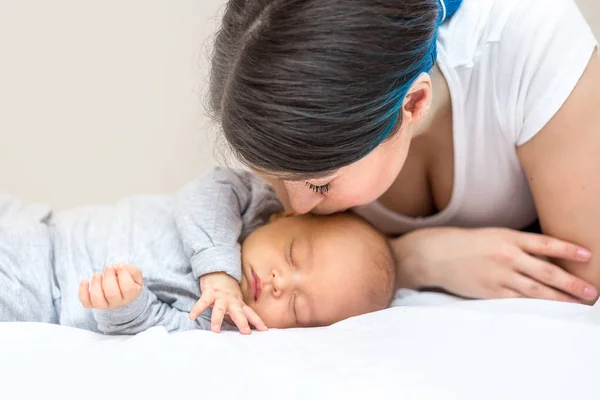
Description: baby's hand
xmin=190 ymin=272 xmax=267 ymax=335
xmin=79 ymin=264 xmax=143 ymax=310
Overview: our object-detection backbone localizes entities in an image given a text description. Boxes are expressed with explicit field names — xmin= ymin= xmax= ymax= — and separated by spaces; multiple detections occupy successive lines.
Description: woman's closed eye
xmin=305 ymin=182 xmax=331 ymax=194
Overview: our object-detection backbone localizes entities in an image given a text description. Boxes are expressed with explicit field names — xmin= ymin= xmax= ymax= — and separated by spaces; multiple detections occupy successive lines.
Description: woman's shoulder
xmin=437 ymin=0 xmax=519 ymax=67
xmin=440 ymin=0 xmax=597 ymax=145
xmin=439 ymin=0 xmax=594 ymax=66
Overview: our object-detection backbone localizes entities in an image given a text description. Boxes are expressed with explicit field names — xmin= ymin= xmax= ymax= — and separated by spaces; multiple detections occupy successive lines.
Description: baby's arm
xmin=174 ymin=168 xmax=279 ymax=332
xmin=79 ymin=264 xmax=208 ymax=334
xmin=175 ymin=167 xmax=257 ymax=281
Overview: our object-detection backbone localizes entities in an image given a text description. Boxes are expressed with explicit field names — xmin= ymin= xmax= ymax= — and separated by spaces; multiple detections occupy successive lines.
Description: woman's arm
xmin=389 ymin=226 xmax=596 ymax=302
xmin=517 ymin=50 xmax=600 ymax=300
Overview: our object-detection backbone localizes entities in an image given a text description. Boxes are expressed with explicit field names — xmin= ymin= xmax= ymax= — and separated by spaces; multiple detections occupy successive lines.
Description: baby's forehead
xmin=309 ymin=224 xmax=377 ymax=269
xmin=312 ymin=217 xmax=380 ymax=249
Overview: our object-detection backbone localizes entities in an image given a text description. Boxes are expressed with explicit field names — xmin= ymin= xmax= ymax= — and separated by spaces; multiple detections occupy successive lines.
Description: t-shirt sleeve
xmin=495 ymin=0 xmax=598 ymax=146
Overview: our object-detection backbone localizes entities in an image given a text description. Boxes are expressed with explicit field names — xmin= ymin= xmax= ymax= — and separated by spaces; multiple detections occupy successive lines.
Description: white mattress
xmin=2 ymin=291 xmax=600 ymax=400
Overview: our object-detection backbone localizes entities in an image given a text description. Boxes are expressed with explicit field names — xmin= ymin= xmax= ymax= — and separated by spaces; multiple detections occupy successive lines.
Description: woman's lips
xmin=251 ymin=269 xmax=263 ymax=302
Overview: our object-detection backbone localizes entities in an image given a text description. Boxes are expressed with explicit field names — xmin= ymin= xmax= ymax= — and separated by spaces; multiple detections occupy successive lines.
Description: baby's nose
xmin=271 ymin=269 xmax=292 ymax=297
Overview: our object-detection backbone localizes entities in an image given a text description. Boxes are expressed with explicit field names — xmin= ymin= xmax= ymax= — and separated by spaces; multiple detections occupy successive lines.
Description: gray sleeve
xmin=0 ymin=194 xmax=52 ymax=224
xmin=92 ymin=286 xmax=211 ymax=334
xmin=174 ymin=167 xmax=282 ymax=282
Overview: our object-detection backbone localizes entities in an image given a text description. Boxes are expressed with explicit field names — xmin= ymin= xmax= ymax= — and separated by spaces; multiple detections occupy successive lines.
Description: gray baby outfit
xmin=0 ymin=168 xmax=281 ymax=333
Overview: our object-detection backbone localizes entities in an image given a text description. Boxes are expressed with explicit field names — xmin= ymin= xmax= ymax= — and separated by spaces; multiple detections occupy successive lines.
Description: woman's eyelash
xmin=305 ymin=182 xmax=331 ymax=194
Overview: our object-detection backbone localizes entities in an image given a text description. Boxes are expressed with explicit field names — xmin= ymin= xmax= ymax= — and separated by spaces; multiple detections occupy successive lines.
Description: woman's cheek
xmin=339 ymin=187 xmax=374 ymax=207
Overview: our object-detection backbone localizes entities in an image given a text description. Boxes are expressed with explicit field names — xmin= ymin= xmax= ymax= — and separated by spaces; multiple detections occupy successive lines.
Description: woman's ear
xmin=269 ymin=210 xmax=296 ymax=223
xmin=401 ymin=72 xmax=433 ymax=125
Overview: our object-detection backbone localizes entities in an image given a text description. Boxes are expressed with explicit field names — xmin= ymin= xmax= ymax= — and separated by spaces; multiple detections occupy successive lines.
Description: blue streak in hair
xmin=443 ymin=0 xmax=464 ymax=21
xmin=374 ymin=0 xmax=463 ymax=145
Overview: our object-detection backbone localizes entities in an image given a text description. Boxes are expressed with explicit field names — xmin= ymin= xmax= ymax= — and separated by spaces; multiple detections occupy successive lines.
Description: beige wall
xmin=0 ymin=0 xmax=598 ymax=209
xmin=579 ymin=0 xmax=600 ymax=36
xmin=0 ymin=0 xmax=228 ymax=209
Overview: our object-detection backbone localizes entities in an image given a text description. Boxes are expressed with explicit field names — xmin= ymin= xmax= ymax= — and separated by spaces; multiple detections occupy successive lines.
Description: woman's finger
xmin=496 ymin=287 xmax=523 ymax=299
xmin=90 ymin=273 xmax=109 ymax=309
xmin=190 ymin=292 xmax=214 ymax=320
xmin=78 ymin=280 xmax=93 ymax=308
xmin=243 ymin=305 xmax=268 ymax=331
xmin=516 ymin=254 xmax=596 ymax=302
xmin=102 ymin=266 xmax=123 ymax=306
xmin=228 ymin=306 xmax=252 ymax=335
xmin=506 ymin=272 xmax=580 ymax=303
xmin=210 ymin=298 xmax=228 ymax=333
xmin=516 ymin=232 xmax=591 ymax=262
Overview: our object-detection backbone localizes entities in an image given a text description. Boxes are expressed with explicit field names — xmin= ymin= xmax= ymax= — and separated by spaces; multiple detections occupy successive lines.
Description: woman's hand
xmin=390 ymin=227 xmax=598 ymax=303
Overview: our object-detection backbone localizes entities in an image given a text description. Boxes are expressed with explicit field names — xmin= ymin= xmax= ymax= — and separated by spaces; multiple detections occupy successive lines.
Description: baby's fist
xmin=79 ymin=264 xmax=143 ymax=310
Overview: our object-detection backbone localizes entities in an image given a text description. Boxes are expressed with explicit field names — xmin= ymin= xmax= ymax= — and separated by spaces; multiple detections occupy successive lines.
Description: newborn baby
xmin=0 ymin=168 xmax=395 ymax=334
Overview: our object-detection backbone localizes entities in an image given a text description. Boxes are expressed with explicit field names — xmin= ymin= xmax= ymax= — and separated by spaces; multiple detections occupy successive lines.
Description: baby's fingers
xmin=121 ymin=264 xmax=143 ymax=286
xmin=90 ymin=273 xmax=109 ymax=309
xmin=102 ymin=266 xmax=123 ymax=306
xmin=228 ymin=306 xmax=251 ymax=335
xmin=243 ymin=305 xmax=268 ymax=332
xmin=115 ymin=266 xmax=141 ymax=302
xmin=190 ymin=292 xmax=215 ymax=320
xmin=78 ymin=280 xmax=93 ymax=308
xmin=210 ymin=298 xmax=228 ymax=333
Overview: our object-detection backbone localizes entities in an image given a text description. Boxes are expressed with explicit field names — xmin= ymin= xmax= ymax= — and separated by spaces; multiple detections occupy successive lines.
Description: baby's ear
xmin=269 ymin=211 xmax=296 ymax=223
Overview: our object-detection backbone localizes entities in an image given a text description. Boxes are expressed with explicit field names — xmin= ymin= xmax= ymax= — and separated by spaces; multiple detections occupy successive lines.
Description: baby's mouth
xmin=251 ymin=269 xmax=263 ymax=302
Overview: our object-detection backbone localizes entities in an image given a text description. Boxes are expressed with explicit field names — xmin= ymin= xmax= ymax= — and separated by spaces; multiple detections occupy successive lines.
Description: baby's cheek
xmin=256 ymin=303 xmax=293 ymax=329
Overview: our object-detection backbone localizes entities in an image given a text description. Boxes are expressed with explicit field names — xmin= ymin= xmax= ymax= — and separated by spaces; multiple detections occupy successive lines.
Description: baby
xmin=0 ymin=168 xmax=395 ymax=334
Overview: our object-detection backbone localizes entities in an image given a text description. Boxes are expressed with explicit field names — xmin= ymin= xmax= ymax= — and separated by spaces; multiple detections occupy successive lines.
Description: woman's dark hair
xmin=210 ymin=0 xmax=462 ymax=177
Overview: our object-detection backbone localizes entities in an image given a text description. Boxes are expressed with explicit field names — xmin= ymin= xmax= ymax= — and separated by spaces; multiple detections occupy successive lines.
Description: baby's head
xmin=239 ymin=212 xmax=395 ymax=329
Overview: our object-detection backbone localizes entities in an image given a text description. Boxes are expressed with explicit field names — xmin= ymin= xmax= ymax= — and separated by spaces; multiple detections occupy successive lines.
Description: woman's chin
xmin=311 ymin=206 xmax=349 ymax=215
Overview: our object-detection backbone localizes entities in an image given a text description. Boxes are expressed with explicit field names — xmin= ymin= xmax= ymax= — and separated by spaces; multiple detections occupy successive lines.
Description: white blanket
xmin=2 ymin=292 xmax=600 ymax=400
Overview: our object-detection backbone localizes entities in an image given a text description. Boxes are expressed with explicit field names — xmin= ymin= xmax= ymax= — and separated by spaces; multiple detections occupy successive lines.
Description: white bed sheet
xmin=2 ymin=292 xmax=600 ymax=400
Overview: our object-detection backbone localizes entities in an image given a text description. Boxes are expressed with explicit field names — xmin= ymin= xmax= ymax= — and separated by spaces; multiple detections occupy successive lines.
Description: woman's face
xmin=254 ymin=73 xmax=433 ymax=215
xmin=257 ymin=129 xmax=412 ymax=215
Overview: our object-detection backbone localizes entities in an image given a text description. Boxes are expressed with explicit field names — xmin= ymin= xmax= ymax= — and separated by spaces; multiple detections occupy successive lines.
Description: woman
xmin=208 ymin=0 xmax=600 ymax=303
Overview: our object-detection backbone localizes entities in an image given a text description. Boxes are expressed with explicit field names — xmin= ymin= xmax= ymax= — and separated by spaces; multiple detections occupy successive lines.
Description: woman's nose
xmin=285 ymin=183 xmax=324 ymax=214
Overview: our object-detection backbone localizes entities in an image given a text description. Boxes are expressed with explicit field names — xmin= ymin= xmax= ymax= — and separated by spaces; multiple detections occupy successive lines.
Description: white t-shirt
xmin=354 ymin=0 xmax=598 ymax=235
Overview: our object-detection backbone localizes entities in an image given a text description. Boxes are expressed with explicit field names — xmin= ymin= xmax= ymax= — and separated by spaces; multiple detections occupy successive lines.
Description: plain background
xmin=1 ymin=0 xmax=599 ymax=209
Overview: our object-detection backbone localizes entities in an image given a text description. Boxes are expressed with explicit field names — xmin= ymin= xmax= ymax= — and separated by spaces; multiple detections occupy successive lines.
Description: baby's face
xmin=239 ymin=213 xmax=383 ymax=329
